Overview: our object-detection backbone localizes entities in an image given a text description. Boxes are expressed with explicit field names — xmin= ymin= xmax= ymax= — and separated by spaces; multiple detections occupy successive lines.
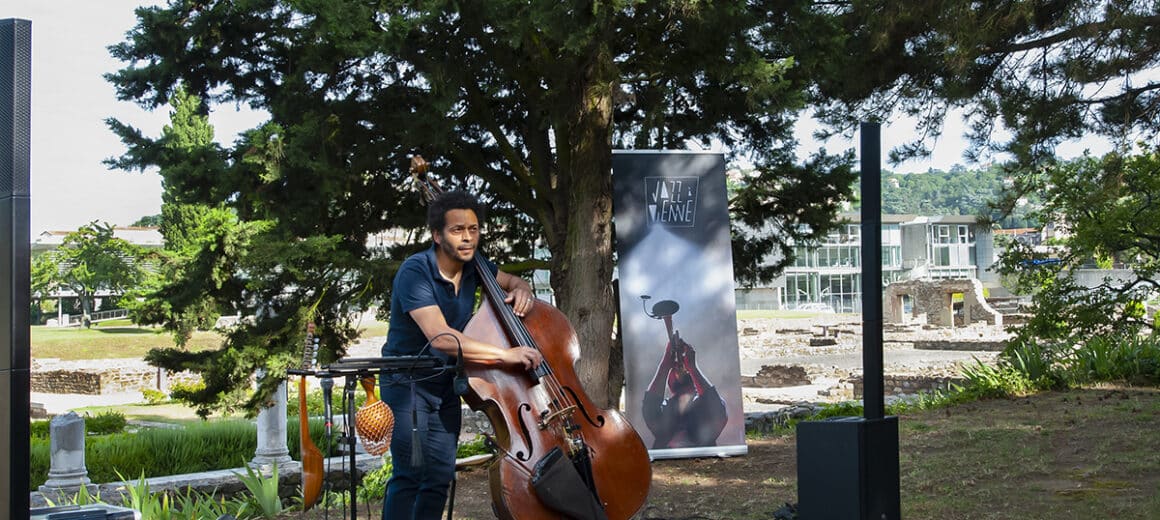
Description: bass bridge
xmin=538 ymin=405 xmax=578 ymax=430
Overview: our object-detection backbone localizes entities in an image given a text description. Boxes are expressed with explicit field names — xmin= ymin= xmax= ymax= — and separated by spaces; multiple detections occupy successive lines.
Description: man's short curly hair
xmin=428 ymin=190 xmax=484 ymax=232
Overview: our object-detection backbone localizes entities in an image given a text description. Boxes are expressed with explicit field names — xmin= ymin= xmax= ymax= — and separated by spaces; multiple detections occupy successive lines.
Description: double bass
xmin=412 ymin=157 xmax=652 ymax=520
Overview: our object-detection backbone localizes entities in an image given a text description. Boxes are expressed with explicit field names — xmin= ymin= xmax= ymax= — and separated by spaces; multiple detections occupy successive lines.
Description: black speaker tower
xmin=796 ymin=122 xmax=901 ymax=519
xmin=1 ymin=17 xmax=33 ymax=519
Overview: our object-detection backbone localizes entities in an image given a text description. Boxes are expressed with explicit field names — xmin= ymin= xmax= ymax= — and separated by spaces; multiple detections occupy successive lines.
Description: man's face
xmin=434 ymin=208 xmax=480 ymax=263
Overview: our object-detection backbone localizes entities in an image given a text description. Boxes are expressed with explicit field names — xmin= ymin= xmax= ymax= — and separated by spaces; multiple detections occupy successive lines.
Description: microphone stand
xmin=318 ymin=372 xmax=335 ymax=515
xmin=343 ymin=374 xmax=360 ymax=517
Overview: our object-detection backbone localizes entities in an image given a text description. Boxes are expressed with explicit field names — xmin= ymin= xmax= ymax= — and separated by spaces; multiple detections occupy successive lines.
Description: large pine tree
xmin=105 ymin=1 xmax=855 ymax=411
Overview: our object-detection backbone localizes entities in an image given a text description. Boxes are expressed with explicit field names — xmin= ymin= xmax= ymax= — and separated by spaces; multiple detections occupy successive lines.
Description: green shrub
xmin=168 ymin=380 xmax=206 ymax=400
xmin=810 ymin=401 xmax=864 ymax=419
xmin=286 ymin=416 xmax=333 ymax=459
xmin=87 ymin=421 xmax=256 ymax=485
xmin=959 ymin=359 xmax=1034 ymax=398
xmin=29 ymin=439 xmax=49 ymax=492
xmin=169 ymin=486 xmax=234 ymax=520
xmin=456 ymin=435 xmax=491 ymax=458
xmin=233 ymin=463 xmax=285 ymax=519
xmin=29 ymin=417 xmax=340 ymax=491
xmin=30 ymin=420 xmax=50 ymax=440
xmin=115 ymin=472 xmax=236 ymax=520
xmin=1003 ymin=340 xmax=1067 ymax=390
xmin=1067 ymin=334 xmax=1160 ymax=385
xmin=357 ymin=459 xmax=393 ymax=503
xmin=85 ymin=411 xmax=128 ymax=435
xmin=29 ymin=420 xmax=258 ymax=489
xmin=141 ymin=388 xmax=168 ymax=405
xmin=286 ymin=385 xmax=370 ymax=418
xmin=42 ymin=482 xmax=104 ymax=507
xmin=50 ymin=469 xmax=243 ymax=519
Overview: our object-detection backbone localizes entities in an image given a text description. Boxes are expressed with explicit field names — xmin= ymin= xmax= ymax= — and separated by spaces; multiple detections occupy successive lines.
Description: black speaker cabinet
xmin=797 ymin=415 xmax=900 ymax=520
xmin=2 ymin=17 xmax=33 ymax=519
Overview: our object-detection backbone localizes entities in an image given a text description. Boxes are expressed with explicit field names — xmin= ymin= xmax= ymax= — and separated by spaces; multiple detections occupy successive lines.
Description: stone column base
xmin=38 ymin=480 xmax=101 ymax=503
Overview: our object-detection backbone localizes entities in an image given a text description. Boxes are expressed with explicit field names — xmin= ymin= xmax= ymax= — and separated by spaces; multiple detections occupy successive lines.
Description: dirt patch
xmin=281 ymin=386 xmax=1159 ymax=519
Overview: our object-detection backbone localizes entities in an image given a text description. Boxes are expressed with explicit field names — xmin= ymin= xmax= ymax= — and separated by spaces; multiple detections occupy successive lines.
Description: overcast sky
xmin=7 ymin=1 xmax=1107 ymax=234
xmin=9 ymin=1 xmax=262 ymax=234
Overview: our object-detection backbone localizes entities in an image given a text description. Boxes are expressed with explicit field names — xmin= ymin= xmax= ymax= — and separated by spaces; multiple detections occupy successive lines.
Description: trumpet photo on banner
xmin=612 ymin=151 xmax=747 ymax=460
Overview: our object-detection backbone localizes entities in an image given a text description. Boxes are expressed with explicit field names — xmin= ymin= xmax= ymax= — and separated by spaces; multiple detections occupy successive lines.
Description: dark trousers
xmin=381 ymin=377 xmax=461 ymax=520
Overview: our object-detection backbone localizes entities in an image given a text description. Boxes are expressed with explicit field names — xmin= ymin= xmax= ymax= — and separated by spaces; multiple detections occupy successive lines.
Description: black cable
xmin=381 ymin=332 xmax=460 ymax=388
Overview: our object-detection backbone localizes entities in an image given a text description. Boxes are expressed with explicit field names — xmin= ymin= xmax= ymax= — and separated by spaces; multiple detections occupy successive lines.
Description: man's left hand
xmin=505 ymin=287 xmax=535 ymax=317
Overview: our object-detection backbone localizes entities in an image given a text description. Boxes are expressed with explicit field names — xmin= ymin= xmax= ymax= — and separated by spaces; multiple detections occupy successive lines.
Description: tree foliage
xmin=801 ymin=0 xmax=1160 ymax=348
xmin=131 ymin=214 xmax=163 ymax=227
xmin=31 ymin=222 xmax=144 ymax=327
xmin=120 ymin=87 xmax=227 ymax=350
xmin=809 ymin=0 xmax=1160 ymax=167
xmin=876 ymin=165 xmax=1041 ymax=227
xmin=996 ymin=146 xmax=1160 ymax=351
xmin=104 ymin=0 xmax=858 ymax=411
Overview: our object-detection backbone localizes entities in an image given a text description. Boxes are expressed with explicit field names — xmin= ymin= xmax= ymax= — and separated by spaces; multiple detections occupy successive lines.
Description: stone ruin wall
xmin=845 ymin=374 xmax=966 ymax=399
xmin=886 ymin=278 xmax=1003 ymax=327
xmin=740 ymin=364 xmax=811 ymax=388
xmin=31 ymin=366 xmax=202 ymax=395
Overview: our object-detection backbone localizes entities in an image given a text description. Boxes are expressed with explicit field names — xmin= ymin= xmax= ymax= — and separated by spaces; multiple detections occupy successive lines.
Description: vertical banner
xmin=612 ymin=151 xmax=747 ymax=459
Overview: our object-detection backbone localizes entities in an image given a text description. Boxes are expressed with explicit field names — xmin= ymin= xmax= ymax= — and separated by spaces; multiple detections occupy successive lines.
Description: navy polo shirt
xmin=382 ymin=246 xmax=499 ymax=368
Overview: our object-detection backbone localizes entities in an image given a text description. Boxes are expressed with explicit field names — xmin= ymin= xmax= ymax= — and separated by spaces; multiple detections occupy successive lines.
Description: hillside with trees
xmin=877 ymin=165 xmax=1040 ymax=228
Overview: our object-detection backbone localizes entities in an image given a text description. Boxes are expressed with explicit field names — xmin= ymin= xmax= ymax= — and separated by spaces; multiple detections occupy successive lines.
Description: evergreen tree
xmin=120 ymin=87 xmax=226 ymax=351
xmin=130 ymin=215 xmax=163 ymax=227
xmin=804 ymin=0 xmax=1159 ymax=167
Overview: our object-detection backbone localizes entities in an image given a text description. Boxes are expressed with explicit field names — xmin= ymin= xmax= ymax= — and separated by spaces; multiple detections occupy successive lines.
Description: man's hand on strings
xmin=504 ymin=286 xmax=535 ymax=317
xmin=502 ymin=346 xmax=543 ymax=371
xmin=496 ymin=271 xmax=535 ymax=317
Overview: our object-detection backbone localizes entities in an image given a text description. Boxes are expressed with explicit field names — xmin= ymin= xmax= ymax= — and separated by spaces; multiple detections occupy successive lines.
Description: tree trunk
xmin=552 ymin=169 xmax=616 ymax=407
xmin=550 ymin=49 xmax=618 ymax=408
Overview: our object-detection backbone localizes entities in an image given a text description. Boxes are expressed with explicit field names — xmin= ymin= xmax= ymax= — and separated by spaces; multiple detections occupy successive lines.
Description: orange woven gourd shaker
xmin=354 ymin=376 xmax=394 ymax=456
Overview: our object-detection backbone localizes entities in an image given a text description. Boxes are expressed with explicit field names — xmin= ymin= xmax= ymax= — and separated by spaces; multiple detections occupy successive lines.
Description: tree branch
xmin=986 ymin=15 xmax=1160 ymax=55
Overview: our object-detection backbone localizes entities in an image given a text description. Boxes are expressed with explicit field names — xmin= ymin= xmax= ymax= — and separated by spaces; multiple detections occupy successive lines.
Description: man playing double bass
xmin=380 ymin=190 xmax=543 ymax=519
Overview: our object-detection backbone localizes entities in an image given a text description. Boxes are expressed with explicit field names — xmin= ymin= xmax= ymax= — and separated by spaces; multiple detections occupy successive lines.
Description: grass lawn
xmin=70 ymin=402 xmax=225 ymax=423
xmin=897 ymin=387 xmax=1160 ymax=519
xmin=31 ymin=316 xmax=390 ymax=361
xmin=30 ymin=326 xmax=224 ymax=360
xmin=386 ymin=386 xmax=1160 ymax=520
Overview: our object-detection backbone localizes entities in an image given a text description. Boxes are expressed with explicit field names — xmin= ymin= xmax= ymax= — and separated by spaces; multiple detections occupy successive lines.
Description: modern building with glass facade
xmin=737 ymin=214 xmax=997 ymax=312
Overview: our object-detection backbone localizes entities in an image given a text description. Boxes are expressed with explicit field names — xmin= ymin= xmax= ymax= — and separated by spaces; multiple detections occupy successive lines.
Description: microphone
xmin=320 ymin=374 xmax=334 ymax=437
